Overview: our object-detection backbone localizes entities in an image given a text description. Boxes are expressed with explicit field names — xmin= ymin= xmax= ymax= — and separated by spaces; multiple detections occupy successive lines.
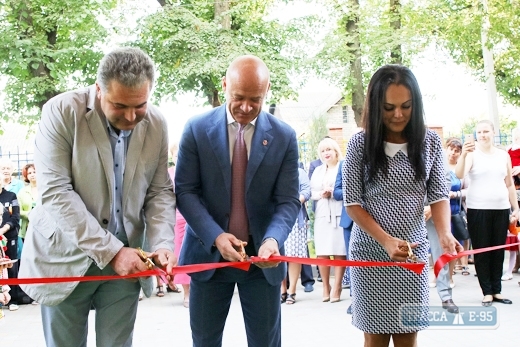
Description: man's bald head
xmin=225 ymin=55 xmax=270 ymax=84
xmin=222 ymin=55 xmax=271 ymax=125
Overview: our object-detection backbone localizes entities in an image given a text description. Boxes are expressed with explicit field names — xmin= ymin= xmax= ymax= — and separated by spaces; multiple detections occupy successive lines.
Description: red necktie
xmin=228 ymin=124 xmax=249 ymax=241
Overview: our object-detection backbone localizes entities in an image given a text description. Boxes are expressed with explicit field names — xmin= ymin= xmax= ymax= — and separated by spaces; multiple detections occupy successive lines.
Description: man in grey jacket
xmin=20 ymin=47 xmax=176 ymax=347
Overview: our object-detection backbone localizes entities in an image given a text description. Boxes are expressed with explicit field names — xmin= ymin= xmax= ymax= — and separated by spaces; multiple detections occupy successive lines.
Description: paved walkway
xmin=1 ymin=262 xmax=519 ymax=346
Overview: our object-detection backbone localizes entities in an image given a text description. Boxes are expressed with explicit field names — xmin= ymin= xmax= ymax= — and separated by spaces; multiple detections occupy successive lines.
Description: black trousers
xmin=467 ymin=208 xmax=509 ymax=296
xmin=4 ymin=235 xmax=22 ymax=304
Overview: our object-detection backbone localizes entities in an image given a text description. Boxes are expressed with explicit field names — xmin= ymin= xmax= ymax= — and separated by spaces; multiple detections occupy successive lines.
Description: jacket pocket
xmin=28 ymin=206 xmax=57 ymax=239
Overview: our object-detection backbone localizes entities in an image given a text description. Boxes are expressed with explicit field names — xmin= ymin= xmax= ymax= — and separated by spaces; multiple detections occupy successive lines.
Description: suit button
xmin=102 ymin=219 xmax=109 ymax=224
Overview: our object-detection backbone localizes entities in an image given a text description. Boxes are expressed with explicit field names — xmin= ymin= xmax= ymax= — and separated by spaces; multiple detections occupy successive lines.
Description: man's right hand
xmin=214 ymin=233 xmax=248 ymax=262
xmin=109 ymin=247 xmax=149 ymax=277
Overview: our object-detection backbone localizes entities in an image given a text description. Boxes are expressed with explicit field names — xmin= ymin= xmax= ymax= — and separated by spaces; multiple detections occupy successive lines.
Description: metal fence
xmin=0 ymin=133 xmax=514 ymax=179
xmin=445 ymin=132 xmax=513 ymax=147
xmin=0 ymin=148 xmax=34 ymax=179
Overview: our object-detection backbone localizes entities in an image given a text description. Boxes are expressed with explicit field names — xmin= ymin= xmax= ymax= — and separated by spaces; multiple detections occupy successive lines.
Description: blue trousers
xmin=426 ymin=219 xmax=453 ymax=301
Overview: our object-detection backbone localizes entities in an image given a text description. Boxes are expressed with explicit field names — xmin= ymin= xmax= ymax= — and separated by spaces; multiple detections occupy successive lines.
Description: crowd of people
xmin=1 ymin=47 xmax=519 ymax=347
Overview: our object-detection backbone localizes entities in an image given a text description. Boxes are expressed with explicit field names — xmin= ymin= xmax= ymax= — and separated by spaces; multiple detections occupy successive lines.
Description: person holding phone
xmin=456 ymin=120 xmax=518 ymax=306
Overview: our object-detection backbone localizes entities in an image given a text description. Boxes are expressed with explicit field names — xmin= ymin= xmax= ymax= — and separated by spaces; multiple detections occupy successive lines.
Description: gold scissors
xmin=404 ymin=242 xmax=418 ymax=263
xmin=136 ymin=247 xmax=155 ymax=270
xmin=238 ymin=242 xmax=250 ymax=261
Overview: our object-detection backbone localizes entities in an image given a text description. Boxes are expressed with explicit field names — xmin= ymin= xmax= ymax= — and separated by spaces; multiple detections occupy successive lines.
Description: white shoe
xmin=9 ymin=304 xmax=19 ymax=311
xmin=449 ymin=280 xmax=455 ymax=289
xmin=429 ymin=282 xmax=437 ymax=288
xmin=501 ymin=273 xmax=513 ymax=281
xmin=31 ymin=301 xmax=39 ymax=305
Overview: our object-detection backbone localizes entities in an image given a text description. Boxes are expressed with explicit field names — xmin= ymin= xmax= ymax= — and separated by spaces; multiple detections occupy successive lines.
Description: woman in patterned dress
xmin=343 ymin=65 xmax=461 ymax=347
xmin=281 ymin=167 xmax=311 ymax=305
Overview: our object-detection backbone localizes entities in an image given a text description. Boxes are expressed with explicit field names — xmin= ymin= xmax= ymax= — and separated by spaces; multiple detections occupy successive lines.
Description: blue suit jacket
xmin=175 ymin=105 xmax=300 ymax=285
xmin=333 ymin=160 xmax=353 ymax=229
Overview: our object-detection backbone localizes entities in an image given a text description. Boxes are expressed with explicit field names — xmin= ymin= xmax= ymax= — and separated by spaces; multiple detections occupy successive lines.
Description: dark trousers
xmin=190 ymin=267 xmax=281 ymax=347
xmin=300 ymin=246 xmax=315 ymax=286
xmin=5 ymin=235 xmax=22 ymax=304
xmin=343 ymin=226 xmax=352 ymax=295
xmin=467 ymin=208 xmax=509 ymax=296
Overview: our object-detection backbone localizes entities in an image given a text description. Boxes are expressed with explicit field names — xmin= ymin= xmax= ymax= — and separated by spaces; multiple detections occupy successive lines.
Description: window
xmin=342 ymin=106 xmax=349 ymax=123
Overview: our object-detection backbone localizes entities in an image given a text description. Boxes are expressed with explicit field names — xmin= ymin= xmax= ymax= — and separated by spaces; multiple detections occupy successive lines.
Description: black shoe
xmin=317 ymin=276 xmax=322 ymax=282
xmin=346 ymin=304 xmax=352 ymax=315
xmin=303 ymin=283 xmax=314 ymax=293
xmin=20 ymin=295 xmax=33 ymax=305
xmin=442 ymin=299 xmax=459 ymax=313
xmin=492 ymin=296 xmax=512 ymax=304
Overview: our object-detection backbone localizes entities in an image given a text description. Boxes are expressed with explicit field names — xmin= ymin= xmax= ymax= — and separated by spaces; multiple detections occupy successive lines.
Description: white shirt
xmin=226 ymin=107 xmax=257 ymax=162
xmin=466 ymin=148 xmax=510 ymax=209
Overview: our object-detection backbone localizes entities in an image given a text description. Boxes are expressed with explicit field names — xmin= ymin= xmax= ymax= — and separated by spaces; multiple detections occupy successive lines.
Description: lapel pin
xmin=263 ymin=140 xmax=268 ymax=146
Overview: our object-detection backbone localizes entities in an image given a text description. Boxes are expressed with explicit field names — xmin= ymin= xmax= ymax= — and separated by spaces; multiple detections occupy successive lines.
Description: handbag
xmin=451 ymin=195 xmax=469 ymax=240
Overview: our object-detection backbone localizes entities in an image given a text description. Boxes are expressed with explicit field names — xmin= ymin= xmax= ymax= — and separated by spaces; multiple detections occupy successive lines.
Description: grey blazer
xmin=19 ymin=86 xmax=175 ymax=305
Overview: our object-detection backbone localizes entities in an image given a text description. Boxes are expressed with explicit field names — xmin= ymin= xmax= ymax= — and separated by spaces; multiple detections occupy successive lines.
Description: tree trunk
xmin=13 ymin=2 xmax=58 ymax=110
xmin=207 ymin=89 xmax=221 ymax=108
xmin=207 ymin=0 xmax=230 ymax=107
xmin=346 ymin=0 xmax=365 ymax=126
xmin=389 ymin=0 xmax=402 ymax=64
xmin=215 ymin=0 xmax=230 ymax=30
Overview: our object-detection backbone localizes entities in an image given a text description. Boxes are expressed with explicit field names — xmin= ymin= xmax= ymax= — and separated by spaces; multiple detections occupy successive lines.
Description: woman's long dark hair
xmin=362 ymin=64 xmax=426 ymax=182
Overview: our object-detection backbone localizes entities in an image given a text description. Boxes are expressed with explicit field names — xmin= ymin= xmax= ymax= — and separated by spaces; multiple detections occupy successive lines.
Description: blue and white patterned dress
xmin=342 ymin=130 xmax=448 ymax=334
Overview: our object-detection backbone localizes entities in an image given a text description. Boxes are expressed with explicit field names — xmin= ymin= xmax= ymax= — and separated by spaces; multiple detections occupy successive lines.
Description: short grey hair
xmin=96 ymin=47 xmax=155 ymax=92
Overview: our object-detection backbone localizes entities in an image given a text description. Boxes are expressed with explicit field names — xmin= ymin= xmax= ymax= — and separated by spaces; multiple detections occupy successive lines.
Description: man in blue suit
xmin=175 ymin=55 xmax=300 ymax=347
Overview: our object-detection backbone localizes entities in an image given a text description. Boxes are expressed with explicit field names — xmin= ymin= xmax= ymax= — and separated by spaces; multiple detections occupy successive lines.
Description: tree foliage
xmin=0 ymin=0 xmax=118 ymax=127
xmin=310 ymin=0 xmax=429 ymax=125
xmin=301 ymin=113 xmax=329 ymax=164
xmin=415 ymin=0 xmax=520 ymax=106
xmin=134 ymin=0 xmax=314 ymax=107
xmin=457 ymin=114 xmax=517 ymax=144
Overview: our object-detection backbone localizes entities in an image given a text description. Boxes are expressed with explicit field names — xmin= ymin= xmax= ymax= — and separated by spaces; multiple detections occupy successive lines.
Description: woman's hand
xmin=423 ymin=206 xmax=432 ymax=221
xmin=510 ymin=209 xmax=519 ymax=225
xmin=461 ymin=140 xmax=475 ymax=156
xmin=321 ymin=187 xmax=332 ymax=199
xmin=382 ymin=237 xmax=418 ymax=262
xmin=439 ymin=233 xmax=463 ymax=256
xmin=0 ymin=291 xmax=11 ymax=305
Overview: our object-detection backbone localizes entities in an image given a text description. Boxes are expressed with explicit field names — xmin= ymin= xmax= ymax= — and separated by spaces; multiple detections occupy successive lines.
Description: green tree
xmin=0 ymin=0 xmax=118 ymax=127
xmin=302 ymin=113 xmax=329 ymax=165
xmin=135 ymin=0 xmax=314 ymax=107
xmin=312 ymin=0 xmax=428 ymax=126
xmin=458 ymin=115 xmax=517 ymax=144
xmin=415 ymin=0 xmax=520 ymax=106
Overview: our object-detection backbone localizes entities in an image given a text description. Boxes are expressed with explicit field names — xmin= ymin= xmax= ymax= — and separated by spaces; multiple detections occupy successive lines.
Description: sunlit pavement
xmin=1 ymin=260 xmax=519 ymax=346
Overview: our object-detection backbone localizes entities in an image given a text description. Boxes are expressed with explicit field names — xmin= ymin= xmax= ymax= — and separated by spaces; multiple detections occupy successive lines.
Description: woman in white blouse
xmin=456 ymin=120 xmax=519 ymax=306
xmin=310 ymin=137 xmax=346 ymax=303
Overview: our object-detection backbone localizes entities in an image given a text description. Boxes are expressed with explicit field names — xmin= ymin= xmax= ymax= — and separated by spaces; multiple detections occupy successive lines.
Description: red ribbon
xmin=250 ymin=255 xmax=425 ymax=274
xmin=434 ymin=241 xmax=520 ymax=277
xmin=1 ymin=261 xmax=251 ymax=286
xmin=2 ymin=256 xmax=424 ymax=286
